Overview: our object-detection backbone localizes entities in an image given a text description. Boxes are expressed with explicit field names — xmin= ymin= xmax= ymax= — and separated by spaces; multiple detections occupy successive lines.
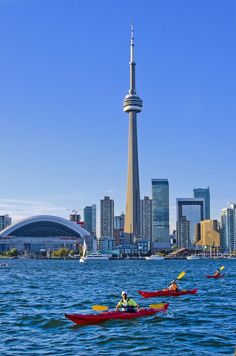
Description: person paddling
xmin=213 ymin=269 xmax=221 ymax=277
xmin=116 ymin=291 xmax=139 ymax=312
xmin=167 ymin=280 xmax=179 ymax=292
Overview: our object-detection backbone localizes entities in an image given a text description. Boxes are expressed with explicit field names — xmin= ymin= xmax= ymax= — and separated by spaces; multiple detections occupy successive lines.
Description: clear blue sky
xmin=0 ymin=0 xmax=235 ymax=230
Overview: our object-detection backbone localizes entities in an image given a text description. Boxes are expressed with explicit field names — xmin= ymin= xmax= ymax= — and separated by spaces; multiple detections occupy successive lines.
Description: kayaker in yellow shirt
xmin=116 ymin=291 xmax=139 ymax=312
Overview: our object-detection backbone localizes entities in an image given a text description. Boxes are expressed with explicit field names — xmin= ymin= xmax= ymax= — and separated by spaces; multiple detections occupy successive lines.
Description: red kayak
xmin=138 ymin=288 xmax=198 ymax=298
xmin=65 ymin=303 xmax=169 ymax=325
xmin=206 ymin=274 xmax=225 ymax=279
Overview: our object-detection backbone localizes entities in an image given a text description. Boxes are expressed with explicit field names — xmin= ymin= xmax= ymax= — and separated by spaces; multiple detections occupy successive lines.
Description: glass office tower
xmin=84 ymin=205 xmax=96 ymax=235
xmin=193 ymin=187 xmax=210 ymax=219
xmin=220 ymin=203 xmax=236 ymax=253
xmin=177 ymin=198 xmax=205 ymax=249
xmin=152 ymin=179 xmax=170 ymax=249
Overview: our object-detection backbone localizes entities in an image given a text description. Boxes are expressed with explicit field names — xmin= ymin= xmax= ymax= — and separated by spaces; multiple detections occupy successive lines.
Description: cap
xmin=121 ymin=291 xmax=127 ymax=296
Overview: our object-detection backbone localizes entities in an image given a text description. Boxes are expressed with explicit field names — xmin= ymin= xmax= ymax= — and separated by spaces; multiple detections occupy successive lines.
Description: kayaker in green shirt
xmin=116 ymin=291 xmax=139 ymax=312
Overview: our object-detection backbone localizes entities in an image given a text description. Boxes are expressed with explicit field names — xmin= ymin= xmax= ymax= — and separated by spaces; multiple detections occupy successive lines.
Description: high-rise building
xmin=176 ymin=198 xmax=205 ymax=249
xmin=84 ymin=205 xmax=96 ymax=235
xmin=100 ymin=196 xmax=114 ymax=238
xmin=123 ymin=25 xmax=143 ymax=243
xmin=0 ymin=215 xmax=12 ymax=232
xmin=152 ymin=179 xmax=170 ymax=249
xmin=114 ymin=213 xmax=125 ymax=246
xmin=194 ymin=220 xmax=220 ymax=248
xmin=140 ymin=196 xmax=152 ymax=241
xmin=114 ymin=213 xmax=125 ymax=230
xmin=220 ymin=203 xmax=236 ymax=253
xmin=193 ymin=187 xmax=210 ymax=219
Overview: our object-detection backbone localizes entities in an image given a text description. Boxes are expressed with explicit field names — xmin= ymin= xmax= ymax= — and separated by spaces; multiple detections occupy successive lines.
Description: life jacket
xmin=119 ymin=297 xmax=136 ymax=312
xmin=169 ymin=283 xmax=178 ymax=291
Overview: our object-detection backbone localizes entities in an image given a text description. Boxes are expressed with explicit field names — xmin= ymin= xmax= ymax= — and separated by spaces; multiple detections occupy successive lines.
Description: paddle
xmin=219 ymin=266 xmax=224 ymax=271
xmin=92 ymin=302 xmax=166 ymax=311
xmin=177 ymin=271 xmax=185 ymax=280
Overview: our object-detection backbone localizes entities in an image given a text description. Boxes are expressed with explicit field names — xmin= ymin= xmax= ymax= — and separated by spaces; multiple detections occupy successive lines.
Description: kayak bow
xmin=138 ymin=288 xmax=198 ymax=298
xmin=65 ymin=303 xmax=169 ymax=325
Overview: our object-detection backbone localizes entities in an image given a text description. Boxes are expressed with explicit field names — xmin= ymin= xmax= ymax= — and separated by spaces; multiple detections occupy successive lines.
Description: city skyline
xmin=0 ymin=1 xmax=235 ymax=230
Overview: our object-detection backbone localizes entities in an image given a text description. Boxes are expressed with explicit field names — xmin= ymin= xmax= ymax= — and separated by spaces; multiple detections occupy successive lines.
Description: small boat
xmin=206 ymin=274 xmax=225 ymax=279
xmin=0 ymin=263 xmax=10 ymax=268
xmin=145 ymin=255 xmax=164 ymax=260
xmin=187 ymin=254 xmax=201 ymax=260
xmin=65 ymin=303 xmax=169 ymax=325
xmin=79 ymin=239 xmax=87 ymax=263
xmin=80 ymin=239 xmax=109 ymax=262
xmin=81 ymin=252 xmax=110 ymax=261
xmin=138 ymin=288 xmax=198 ymax=298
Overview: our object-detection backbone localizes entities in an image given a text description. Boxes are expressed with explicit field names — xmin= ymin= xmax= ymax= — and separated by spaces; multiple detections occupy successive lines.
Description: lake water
xmin=0 ymin=259 xmax=235 ymax=355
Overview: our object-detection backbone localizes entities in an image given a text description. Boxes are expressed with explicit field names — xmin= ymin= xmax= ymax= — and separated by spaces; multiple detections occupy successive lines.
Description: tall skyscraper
xmin=123 ymin=25 xmax=143 ymax=243
xmin=193 ymin=187 xmax=210 ymax=219
xmin=114 ymin=213 xmax=125 ymax=246
xmin=152 ymin=179 xmax=170 ymax=249
xmin=176 ymin=198 xmax=205 ymax=249
xmin=100 ymin=196 xmax=114 ymax=238
xmin=0 ymin=215 xmax=12 ymax=232
xmin=220 ymin=203 xmax=236 ymax=253
xmin=140 ymin=196 xmax=152 ymax=241
xmin=114 ymin=213 xmax=125 ymax=230
xmin=84 ymin=204 xmax=96 ymax=235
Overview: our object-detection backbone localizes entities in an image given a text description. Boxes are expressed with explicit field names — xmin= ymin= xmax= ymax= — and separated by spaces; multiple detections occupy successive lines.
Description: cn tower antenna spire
xmin=130 ymin=23 xmax=135 ymax=63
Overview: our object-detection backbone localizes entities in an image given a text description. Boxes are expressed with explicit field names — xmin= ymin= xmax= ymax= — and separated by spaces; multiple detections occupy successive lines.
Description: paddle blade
xmin=92 ymin=305 xmax=109 ymax=311
xmin=220 ymin=266 xmax=224 ymax=271
xmin=149 ymin=303 xmax=166 ymax=309
xmin=177 ymin=271 xmax=186 ymax=280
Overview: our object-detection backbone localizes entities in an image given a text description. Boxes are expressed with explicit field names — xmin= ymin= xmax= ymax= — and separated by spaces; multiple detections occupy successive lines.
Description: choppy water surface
xmin=0 ymin=259 xmax=235 ymax=355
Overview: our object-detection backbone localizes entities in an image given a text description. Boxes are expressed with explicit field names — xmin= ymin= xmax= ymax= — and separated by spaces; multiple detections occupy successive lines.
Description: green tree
xmin=6 ymin=248 xmax=18 ymax=257
xmin=52 ymin=247 xmax=70 ymax=258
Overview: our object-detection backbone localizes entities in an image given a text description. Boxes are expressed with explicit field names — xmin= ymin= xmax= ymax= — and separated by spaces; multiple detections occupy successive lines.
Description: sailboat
xmin=80 ymin=238 xmax=110 ymax=261
xmin=79 ymin=239 xmax=87 ymax=263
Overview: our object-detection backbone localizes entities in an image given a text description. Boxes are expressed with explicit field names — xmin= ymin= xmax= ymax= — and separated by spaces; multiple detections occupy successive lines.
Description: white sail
xmin=82 ymin=239 xmax=87 ymax=258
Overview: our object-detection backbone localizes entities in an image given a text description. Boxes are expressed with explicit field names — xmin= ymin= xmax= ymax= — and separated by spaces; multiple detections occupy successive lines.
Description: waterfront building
xmin=123 ymin=25 xmax=143 ymax=243
xmin=97 ymin=237 xmax=115 ymax=254
xmin=119 ymin=244 xmax=138 ymax=256
xmin=100 ymin=196 xmax=114 ymax=238
xmin=0 ymin=215 xmax=90 ymax=254
xmin=152 ymin=179 xmax=170 ymax=249
xmin=136 ymin=238 xmax=150 ymax=255
xmin=84 ymin=204 xmax=96 ymax=235
xmin=69 ymin=212 xmax=81 ymax=224
xmin=194 ymin=220 xmax=220 ymax=249
xmin=193 ymin=187 xmax=210 ymax=219
xmin=220 ymin=203 xmax=236 ymax=253
xmin=170 ymin=230 xmax=177 ymax=249
xmin=140 ymin=196 xmax=152 ymax=241
xmin=0 ymin=215 xmax=12 ymax=232
xmin=176 ymin=198 xmax=205 ymax=249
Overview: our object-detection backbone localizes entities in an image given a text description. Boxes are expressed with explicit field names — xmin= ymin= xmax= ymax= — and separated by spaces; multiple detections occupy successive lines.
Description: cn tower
xmin=123 ymin=25 xmax=143 ymax=242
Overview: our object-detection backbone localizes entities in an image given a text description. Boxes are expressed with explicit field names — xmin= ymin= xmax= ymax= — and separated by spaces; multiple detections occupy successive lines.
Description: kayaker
xmin=213 ymin=269 xmax=221 ymax=277
xmin=167 ymin=280 xmax=179 ymax=292
xmin=116 ymin=291 xmax=139 ymax=312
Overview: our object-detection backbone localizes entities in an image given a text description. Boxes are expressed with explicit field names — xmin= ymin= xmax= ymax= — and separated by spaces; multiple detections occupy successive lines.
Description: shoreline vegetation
xmin=0 ymin=247 xmax=235 ymax=260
